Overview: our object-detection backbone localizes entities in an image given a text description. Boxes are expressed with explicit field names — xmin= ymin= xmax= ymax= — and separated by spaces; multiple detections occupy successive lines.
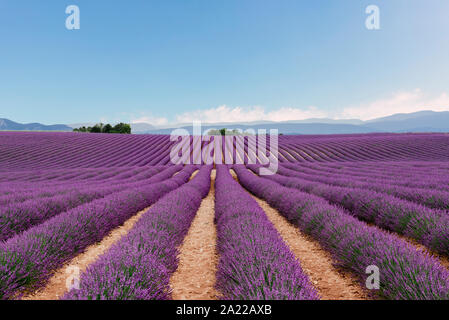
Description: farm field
xmin=1 ymin=131 xmax=449 ymax=300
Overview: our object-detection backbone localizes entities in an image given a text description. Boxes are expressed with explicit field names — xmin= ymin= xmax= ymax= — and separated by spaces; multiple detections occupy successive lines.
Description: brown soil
xmin=22 ymin=206 xmax=152 ymax=300
xmin=189 ymin=169 xmax=199 ymax=180
xmin=22 ymin=168 xmax=200 ymax=300
xmin=170 ymin=170 xmax=219 ymax=300
xmin=254 ymin=197 xmax=369 ymax=300
xmin=229 ymin=169 xmax=369 ymax=300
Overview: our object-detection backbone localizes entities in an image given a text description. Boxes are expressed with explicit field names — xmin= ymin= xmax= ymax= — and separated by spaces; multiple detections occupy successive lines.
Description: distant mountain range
xmin=140 ymin=110 xmax=449 ymax=135
xmin=144 ymin=122 xmax=374 ymax=135
xmin=0 ymin=118 xmax=72 ymax=132
xmin=2 ymin=110 xmax=449 ymax=134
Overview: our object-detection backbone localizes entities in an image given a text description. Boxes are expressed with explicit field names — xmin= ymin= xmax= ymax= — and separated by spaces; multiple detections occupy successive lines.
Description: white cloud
xmin=130 ymin=115 xmax=168 ymax=126
xmin=123 ymin=89 xmax=449 ymax=126
xmin=339 ymin=89 xmax=449 ymax=120
xmin=175 ymin=105 xmax=327 ymax=123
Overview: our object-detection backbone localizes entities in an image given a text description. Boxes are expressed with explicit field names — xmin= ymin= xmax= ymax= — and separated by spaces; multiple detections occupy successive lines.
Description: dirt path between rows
xmin=254 ymin=197 xmax=369 ymax=300
xmin=170 ymin=170 xmax=219 ymax=300
xmin=22 ymin=206 xmax=152 ymax=300
xmin=20 ymin=169 xmax=204 ymax=300
xmin=229 ymin=169 xmax=369 ymax=300
xmin=22 ymin=170 xmax=200 ymax=300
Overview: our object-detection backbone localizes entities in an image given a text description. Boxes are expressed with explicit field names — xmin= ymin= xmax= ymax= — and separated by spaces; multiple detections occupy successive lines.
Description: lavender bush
xmin=280 ymin=163 xmax=449 ymax=209
xmin=249 ymin=165 xmax=449 ymax=256
xmin=0 ymin=166 xmax=196 ymax=299
xmin=214 ymin=165 xmax=319 ymax=300
xmin=0 ymin=166 xmax=183 ymax=241
xmin=234 ymin=165 xmax=449 ymax=300
xmin=63 ymin=166 xmax=212 ymax=300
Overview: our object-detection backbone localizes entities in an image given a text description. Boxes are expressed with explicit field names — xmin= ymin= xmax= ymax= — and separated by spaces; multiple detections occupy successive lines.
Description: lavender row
xmin=0 ymin=166 xmax=182 ymax=242
xmin=0 ymin=188 xmax=75 ymax=207
xmin=251 ymin=165 xmax=449 ymax=256
xmin=282 ymin=162 xmax=449 ymax=192
xmin=214 ymin=165 xmax=319 ymax=300
xmin=279 ymin=164 xmax=449 ymax=210
xmin=315 ymin=160 xmax=449 ymax=174
xmin=303 ymin=161 xmax=449 ymax=179
xmin=0 ymin=166 xmax=168 ymax=204
xmin=285 ymin=161 xmax=449 ymax=186
xmin=0 ymin=166 xmax=168 ymax=195
xmin=0 ymin=166 xmax=197 ymax=299
xmin=234 ymin=165 xmax=449 ymax=300
xmin=0 ymin=133 xmax=176 ymax=171
xmin=2 ymin=133 xmax=449 ymax=171
xmin=277 ymin=134 xmax=449 ymax=162
xmin=0 ymin=167 xmax=120 ymax=183
xmin=64 ymin=166 xmax=212 ymax=300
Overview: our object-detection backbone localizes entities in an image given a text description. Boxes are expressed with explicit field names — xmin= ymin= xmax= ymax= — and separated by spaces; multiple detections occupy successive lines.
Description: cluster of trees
xmin=207 ymin=128 xmax=283 ymax=136
xmin=207 ymin=128 xmax=251 ymax=136
xmin=73 ymin=123 xmax=131 ymax=134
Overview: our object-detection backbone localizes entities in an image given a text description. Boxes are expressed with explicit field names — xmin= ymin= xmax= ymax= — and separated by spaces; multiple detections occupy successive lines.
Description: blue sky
xmin=1 ymin=0 xmax=449 ymax=125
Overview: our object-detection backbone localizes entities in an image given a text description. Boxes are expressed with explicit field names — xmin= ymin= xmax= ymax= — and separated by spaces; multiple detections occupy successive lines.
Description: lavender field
xmin=1 ymin=132 xmax=449 ymax=300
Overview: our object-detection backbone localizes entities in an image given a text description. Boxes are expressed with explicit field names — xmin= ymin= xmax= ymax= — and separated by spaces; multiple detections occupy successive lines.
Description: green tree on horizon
xmin=73 ymin=122 xmax=131 ymax=134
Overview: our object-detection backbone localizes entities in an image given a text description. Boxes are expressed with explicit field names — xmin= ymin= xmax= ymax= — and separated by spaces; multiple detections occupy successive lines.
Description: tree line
xmin=73 ymin=123 xmax=131 ymax=134
xmin=207 ymin=128 xmax=251 ymax=136
xmin=207 ymin=128 xmax=283 ymax=136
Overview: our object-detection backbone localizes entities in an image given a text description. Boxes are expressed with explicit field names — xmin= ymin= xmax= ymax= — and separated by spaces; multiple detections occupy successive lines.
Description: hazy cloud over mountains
xmin=125 ymin=89 xmax=449 ymax=126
